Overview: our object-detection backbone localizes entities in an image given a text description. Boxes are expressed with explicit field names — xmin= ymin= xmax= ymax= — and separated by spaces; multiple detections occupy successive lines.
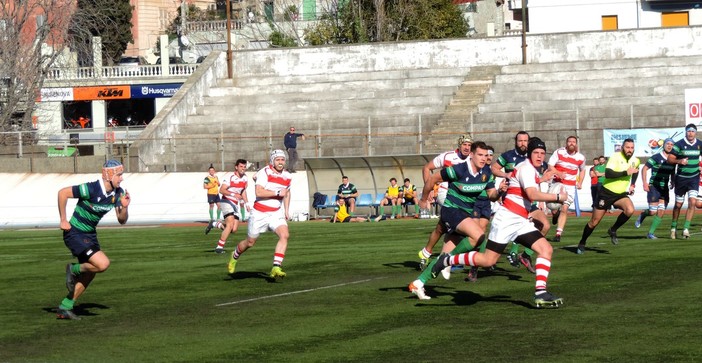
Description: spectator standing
xmin=589 ymin=157 xmax=601 ymax=208
xmin=283 ymin=126 xmax=305 ymax=173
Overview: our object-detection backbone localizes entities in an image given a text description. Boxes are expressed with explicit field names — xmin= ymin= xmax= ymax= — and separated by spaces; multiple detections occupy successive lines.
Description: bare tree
xmin=0 ymin=0 xmax=127 ymax=135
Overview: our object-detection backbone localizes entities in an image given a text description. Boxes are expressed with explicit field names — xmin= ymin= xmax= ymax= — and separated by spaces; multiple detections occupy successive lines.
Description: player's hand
xmin=627 ymin=166 xmax=639 ymax=175
xmin=60 ymin=220 xmax=71 ymax=231
xmin=277 ymin=189 xmax=287 ymax=197
xmin=643 ymin=183 xmax=650 ymax=192
xmin=121 ymin=190 xmax=131 ymax=208
xmin=559 ymin=189 xmax=568 ymax=204
xmin=628 ymin=185 xmax=636 ymax=195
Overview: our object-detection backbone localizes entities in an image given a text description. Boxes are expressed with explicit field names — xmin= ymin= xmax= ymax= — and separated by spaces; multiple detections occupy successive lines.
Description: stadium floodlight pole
xmin=226 ymin=0 xmax=233 ymax=79
xmin=521 ymin=0 xmax=528 ymax=65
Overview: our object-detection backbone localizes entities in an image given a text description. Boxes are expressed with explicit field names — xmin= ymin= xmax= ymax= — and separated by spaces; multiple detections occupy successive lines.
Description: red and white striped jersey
xmin=548 ymin=147 xmax=585 ymax=186
xmin=253 ymin=165 xmax=291 ymax=212
xmin=502 ymin=160 xmax=541 ymax=218
xmin=221 ymin=172 xmax=248 ymax=203
xmin=431 ymin=149 xmax=469 ymax=169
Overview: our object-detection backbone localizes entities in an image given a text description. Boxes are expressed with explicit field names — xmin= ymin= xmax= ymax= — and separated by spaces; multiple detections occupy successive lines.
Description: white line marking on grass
xmin=216 ymin=276 xmax=388 ymax=307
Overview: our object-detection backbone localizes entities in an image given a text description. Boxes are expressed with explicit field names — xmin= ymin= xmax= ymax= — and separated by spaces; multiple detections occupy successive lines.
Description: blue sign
xmin=130 ymin=83 xmax=182 ymax=98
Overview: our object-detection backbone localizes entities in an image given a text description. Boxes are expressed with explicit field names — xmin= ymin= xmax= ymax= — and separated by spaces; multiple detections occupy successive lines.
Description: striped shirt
xmin=221 ymin=172 xmax=248 ymax=203
xmin=671 ymin=137 xmax=702 ymax=180
xmin=70 ymin=180 xmax=124 ymax=233
xmin=431 ymin=149 xmax=470 ymax=193
xmin=440 ymin=160 xmax=495 ymax=215
xmin=253 ymin=165 xmax=291 ymax=212
xmin=645 ymin=152 xmax=675 ymax=189
xmin=548 ymin=147 xmax=585 ymax=187
xmin=503 ymin=160 xmax=540 ymax=218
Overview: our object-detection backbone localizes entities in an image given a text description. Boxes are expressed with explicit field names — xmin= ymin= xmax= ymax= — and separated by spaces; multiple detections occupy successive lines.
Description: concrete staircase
xmin=422 ymin=65 xmax=502 ymax=150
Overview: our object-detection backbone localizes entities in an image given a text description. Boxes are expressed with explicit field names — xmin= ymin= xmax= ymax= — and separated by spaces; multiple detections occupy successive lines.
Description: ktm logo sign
xmin=97 ymin=88 xmax=123 ymax=98
xmin=73 ymin=85 xmax=130 ymax=100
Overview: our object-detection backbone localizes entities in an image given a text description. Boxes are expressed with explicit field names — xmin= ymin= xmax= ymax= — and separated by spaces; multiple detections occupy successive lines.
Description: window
xmin=601 ymin=15 xmax=618 ymax=31
xmin=662 ymin=12 xmax=688 ymax=27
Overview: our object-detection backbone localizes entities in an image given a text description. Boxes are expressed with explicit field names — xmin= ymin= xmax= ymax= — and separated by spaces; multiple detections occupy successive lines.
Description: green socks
xmin=649 ymin=215 xmax=662 ymax=235
xmin=71 ymin=263 xmax=81 ymax=275
xmin=60 ymin=297 xmax=74 ymax=310
xmin=209 ymin=209 xmax=214 ymax=221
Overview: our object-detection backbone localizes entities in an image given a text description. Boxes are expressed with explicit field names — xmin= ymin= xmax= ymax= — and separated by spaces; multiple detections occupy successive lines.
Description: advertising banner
xmin=73 ymin=85 xmax=131 ymax=101
xmin=603 ymin=128 xmax=684 ymax=157
xmin=39 ymin=88 xmax=73 ymax=102
xmin=130 ymin=83 xmax=182 ymax=98
xmin=685 ymin=88 xmax=702 ymax=126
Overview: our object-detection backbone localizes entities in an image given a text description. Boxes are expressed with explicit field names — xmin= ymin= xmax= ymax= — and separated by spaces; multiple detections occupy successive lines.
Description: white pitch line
xmin=216 ymin=276 xmax=388 ymax=307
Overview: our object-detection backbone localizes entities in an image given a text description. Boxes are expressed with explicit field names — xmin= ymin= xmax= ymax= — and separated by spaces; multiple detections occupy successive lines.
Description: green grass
xmin=2 ymin=216 xmax=702 ymax=362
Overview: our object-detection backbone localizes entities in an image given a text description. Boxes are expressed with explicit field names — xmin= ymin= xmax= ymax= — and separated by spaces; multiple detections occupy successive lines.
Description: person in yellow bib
xmin=331 ymin=198 xmax=369 ymax=223
xmin=204 ymin=164 xmax=222 ymax=222
xmin=378 ymin=178 xmax=401 ymax=219
xmin=577 ymin=138 xmax=640 ymax=254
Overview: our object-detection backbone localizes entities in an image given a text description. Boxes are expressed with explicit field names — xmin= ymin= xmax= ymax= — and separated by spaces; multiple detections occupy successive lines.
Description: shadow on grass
xmin=561 ymin=245 xmax=610 ymax=255
xmin=226 ymin=271 xmax=273 ymax=282
xmin=382 ymin=261 xmax=421 ymax=270
xmin=414 ymin=286 xmax=533 ymax=309
xmin=44 ymin=302 xmax=110 ymax=319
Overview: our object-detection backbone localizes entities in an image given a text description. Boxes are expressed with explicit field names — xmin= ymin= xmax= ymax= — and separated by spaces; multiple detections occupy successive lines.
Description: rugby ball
xmin=546 ymin=182 xmax=564 ymax=212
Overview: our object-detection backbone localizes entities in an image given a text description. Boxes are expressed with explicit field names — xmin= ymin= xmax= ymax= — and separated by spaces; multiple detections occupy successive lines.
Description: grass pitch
xmin=1 ymin=215 xmax=702 ymax=362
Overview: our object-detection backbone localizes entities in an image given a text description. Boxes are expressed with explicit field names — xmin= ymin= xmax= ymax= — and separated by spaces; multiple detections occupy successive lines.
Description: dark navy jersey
xmin=441 ymin=161 xmax=495 ymax=215
xmin=496 ymin=149 xmax=527 ymax=174
xmin=70 ymin=180 xmax=124 ymax=233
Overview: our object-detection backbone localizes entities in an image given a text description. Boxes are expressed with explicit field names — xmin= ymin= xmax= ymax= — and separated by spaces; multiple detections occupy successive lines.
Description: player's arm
xmin=219 ymin=183 xmax=229 ymax=196
xmin=577 ymin=166 xmax=586 ymax=189
xmin=422 ymin=160 xmax=437 ymax=183
xmin=255 ymin=184 xmax=286 ymax=198
xmin=490 ymin=160 xmax=509 ymax=179
xmin=203 ymin=177 xmax=212 ymax=189
xmin=283 ymin=187 xmax=291 ymax=220
xmin=116 ymin=190 xmax=130 ymax=224
xmin=58 ymin=186 xmax=75 ymax=231
xmin=667 ymin=150 xmax=687 ymax=165
xmin=525 ymin=185 xmax=567 ymax=204
xmin=419 ymin=173 xmax=444 ymax=203
xmin=641 ymin=164 xmax=651 ymax=192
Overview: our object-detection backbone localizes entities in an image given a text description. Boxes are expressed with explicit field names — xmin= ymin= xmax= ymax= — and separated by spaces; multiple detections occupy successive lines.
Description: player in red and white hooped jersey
xmin=209 ymin=159 xmax=251 ymax=254
xmin=416 ymin=134 xmax=473 ymax=270
xmin=547 ymin=135 xmax=586 ymax=241
xmin=227 ymin=150 xmax=292 ymax=279
xmin=433 ymin=137 xmax=568 ymax=308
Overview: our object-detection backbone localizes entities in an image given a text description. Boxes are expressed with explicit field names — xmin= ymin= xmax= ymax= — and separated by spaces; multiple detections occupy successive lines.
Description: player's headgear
xmin=457 ymin=134 xmax=473 ymax=147
xmin=527 ymin=137 xmax=546 ymax=157
xmin=270 ymin=149 xmax=287 ymax=165
xmin=664 ymin=138 xmax=674 ymax=145
xmin=686 ymin=123 xmax=697 ymax=132
xmin=102 ymin=159 xmax=123 ymax=181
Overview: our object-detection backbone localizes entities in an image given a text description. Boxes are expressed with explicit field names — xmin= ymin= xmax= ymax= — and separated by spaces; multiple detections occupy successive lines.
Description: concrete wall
xmin=0 ymin=171 xmax=311 ymax=229
xmin=230 ymin=26 xmax=702 ymax=75
xmin=0 ymin=167 xmax=657 ymax=229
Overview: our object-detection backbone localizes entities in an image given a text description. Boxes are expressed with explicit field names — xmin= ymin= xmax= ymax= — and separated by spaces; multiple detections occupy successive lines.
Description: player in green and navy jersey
xmin=667 ymin=123 xmax=702 ymax=239
xmin=634 ymin=138 xmax=676 ymax=239
xmin=408 ymin=141 xmax=504 ymax=300
xmin=56 ymin=160 xmax=130 ymax=320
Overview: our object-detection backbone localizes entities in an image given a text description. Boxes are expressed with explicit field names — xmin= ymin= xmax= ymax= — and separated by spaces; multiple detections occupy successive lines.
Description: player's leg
xmin=269 ymin=214 xmax=290 ymax=278
xmin=518 ymin=232 xmax=563 ymax=308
